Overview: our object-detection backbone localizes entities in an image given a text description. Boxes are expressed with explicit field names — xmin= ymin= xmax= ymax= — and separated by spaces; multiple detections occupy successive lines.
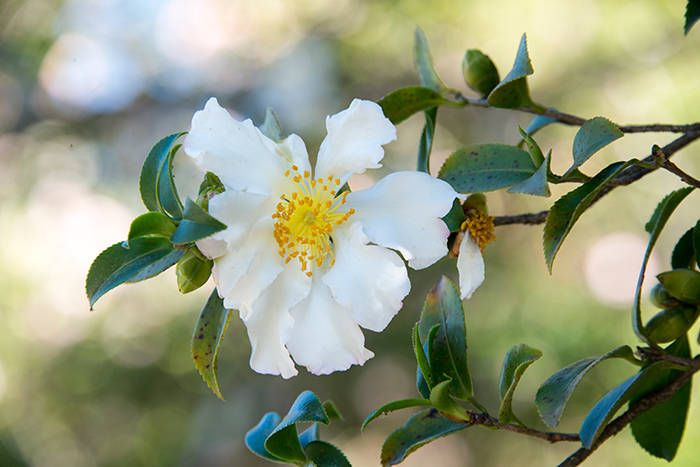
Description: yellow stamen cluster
xmin=272 ymin=165 xmax=355 ymax=277
xmin=462 ymin=209 xmax=497 ymax=251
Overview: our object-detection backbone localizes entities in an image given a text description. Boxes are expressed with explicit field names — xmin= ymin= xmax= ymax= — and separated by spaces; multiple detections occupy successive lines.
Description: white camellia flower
xmin=452 ymin=205 xmax=496 ymax=300
xmin=183 ymin=97 xmax=460 ymax=378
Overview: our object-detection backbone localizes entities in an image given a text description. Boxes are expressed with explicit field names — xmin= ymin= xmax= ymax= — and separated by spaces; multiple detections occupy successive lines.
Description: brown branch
xmin=455 ymin=411 xmax=580 ymax=444
xmin=556 ymin=356 xmax=700 ymax=467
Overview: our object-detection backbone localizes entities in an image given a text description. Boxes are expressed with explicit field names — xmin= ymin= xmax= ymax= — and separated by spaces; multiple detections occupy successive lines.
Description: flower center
xmin=462 ymin=208 xmax=497 ymax=251
xmin=272 ymin=165 xmax=355 ymax=277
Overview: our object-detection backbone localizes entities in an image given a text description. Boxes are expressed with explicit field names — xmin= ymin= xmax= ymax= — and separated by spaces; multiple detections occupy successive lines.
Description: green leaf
xmin=170 ymin=197 xmax=227 ymax=245
xmin=380 ymin=408 xmax=467 ymax=467
xmin=139 ymin=133 xmax=186 ymax=218
xmin=191 ymin=289 xmax=231 ymax=400
xmin=508 ymin=149 xmax=551 ymax=197
xmin=413 ymin=324 xmax=436 ymax=390
xmin=417 ymin=107 xmax=437 ymax=173
xmin=430 ymin=379 xmax=471 ymax=422
xmin=535 ymin=346 xmax=638 ymax=427
xmin=498 ymin=344 xmax=542 ymax=425
xmin=579 ymin=360 xmax=687 ymax=449
xmin=245 ymin=412 xmax=286 ymax=463
xmin=305 ymin=441 xmax=352 ymax=467
xmin=322 ymin=401 xmax=343 ymax=421
xmin=438 ymin=143 xmax=537 ymax=194
xmin=414 ymin=28 xmax=453 ymax=94
xmin=524 ymin=112 xmax=560 ymax=135
xmin=260 ymin=107 xmax=286 ymax=143
xmin=299 ymin=424 xmax=319 ymax=449
xmin=86 ymin=237 xmax=179 ymax=309
xmin=695 ymin=219 xmax=700 ymax=268
xmin=543 ymin=160 xmax=636 ymax=273
xmin=563 ymin=117 xmax=624 ymax=178
xmin=487 ymin=34 xmax=538 ymax=110
xmin=671 ymin=227 xmax=696 ymax=269
xmin=377 ymin=86 xmax=461 ymax=125
xmin=362 ymin=399 xmax=433 ymax=430
xmin=631 ymin=336 xmax=692 ymax=461
xmin=517 ymin=126 xmax=545 ymax=166
xmin=442 ymin=198 xmax=467 ymax=233
xmin=124 ymin=249 xmax=185 ymax=284
xmin=418 ymin=277 xmax=474 ymax=402
xmin=127 ymin=211 xmax=177 ymax=243
xmin=265 ymin=391 xmax=330 ymax=463
xmin=685 ymin=0 xmax=700 ymax=35
xmin=633 ymin=187 xmax=695 ymax=345
xmin=462 ymin=49 xmax=500 ymax=98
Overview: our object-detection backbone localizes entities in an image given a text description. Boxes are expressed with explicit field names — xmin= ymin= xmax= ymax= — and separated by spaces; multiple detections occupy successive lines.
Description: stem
xmin=456 ymin=411 xmax=580 ymax=444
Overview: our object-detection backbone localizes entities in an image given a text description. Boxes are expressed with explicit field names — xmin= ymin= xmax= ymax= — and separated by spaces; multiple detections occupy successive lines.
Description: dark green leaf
xmin=543 ymin=160 xmax=636 ymax=273
xmin=507 ymin=149 xmax=551 ymax=197
xmin=139 ymin=133 xmax=186 ymax=218
xmin=579 ymin=360 xmax=687 ymax=449
xmin=695 ymin=219 xmax=700 ymax=268
xmin=86 ymin=237 xmax=179 ymax=309
xmin=127 ymin=211 xmax=177 ymax=242
xmin=381 ymin=408 xmax=467 ymax=466
xmin=322 ymin=401 xmax=343 ymax=421
xmin=413 ymin=324 xmax=436 ymax=390
xmin=305 ymin=441 xmax=351 ymax=467
xmin=191 ymin=289 xmax=231 ymax=400
xmin=462 ymin=49 xmax=500 ymax=98
xmin=487 ymin=34 xmax=538 ymax=110
xmin=429 ymin=379 xmax=470 ymax=422
xmin=672 ymin=227 xmax=697 ymax=269
xmin=414 ymin=28 xmax=453 ymax=94
xmin=417 ymin=107 xmax=437 ymax=173
xmin=535 ymin=346 xmax=638 ymax=427
xmin=377 ymin=86 xmax=460 ymax=125
xmin=563 ymin=117 xmax=623 ymax=178
xmin=170 ymin=197 xmax=227 ymax=245
xmin=498 ymin=344 xmax=542 ymax=425
xmin=685 ymin=0 xmax=700 ymax=35
xmin=124 ymin=249 xmax=184 ymax=284
xmin=438 ymin=144 xmax=537 ymax=194
xmin=442 ymin=198 xmax=467 ymax=233
xmin=633 ymin=187 xmax=695 ymax=345
xmin=362 ymin=399 xmax=433 ymax=430
xmin=244 ymin=412 xmax=286 ymax=463
xmin=631 ymin=336 xmax=692 ymax=461
xmin=260 ymin=107 xmax=286 ymax=143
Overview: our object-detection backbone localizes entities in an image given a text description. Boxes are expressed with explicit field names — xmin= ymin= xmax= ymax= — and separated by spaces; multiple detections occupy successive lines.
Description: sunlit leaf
xmin=563 ymin=117 xmax=623 ymax=178
xmin=671 ymin=227 xmax=696 ymax=269
xmin=417 ymin=106 xmax=437 ymax=173
xmin=170 ymin=198 xmax=227 ymax=245
xmin=127 ymin=211 xmax=177 ymax=243
xmin=362 ymin=399 xmax=433 ymax=430
xmin=259 ymin=107 xmax=286 ymax=143
xmin=438 ymin=143 xmax=537 ymax=194
xmin=685 ymin=0 xmax=700 ymax=35
xmin=429 ymin=379 xmax=471 ymax=422
xmin=377 ymin=86 xmax=460 ymax=125
xmin=139 ymin=132 xmax=186 ymax=218
xmin=381 ymin=408 xmax=467 ymax=466
xmin=414 ymin=28 xmax=452 ymax=94
xmin=305 ymin=441 xmax=352 ymax=467
xmin=191 ymin=289 xmax=231 ymax=399
xmin=487 ymin=34 xmax=538 ymax=110
xmin=498 ymin=344 xmax=542 ymax=425
xmin=535 ymin=346 xmax=638 ymax=427
xmin=245 ymin=412 xmax=285 ymax=463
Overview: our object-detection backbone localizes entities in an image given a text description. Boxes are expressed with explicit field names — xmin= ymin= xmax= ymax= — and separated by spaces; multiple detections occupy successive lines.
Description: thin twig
xmin=661 ymin=160 xmax=700 ymax=189
xmin=455 ymin=411 xmax=580 ymax=444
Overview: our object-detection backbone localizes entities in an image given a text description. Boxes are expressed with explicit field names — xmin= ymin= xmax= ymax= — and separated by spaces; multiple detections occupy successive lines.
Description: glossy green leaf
xmin=498 ymin=344 xmax=542 ymax=425
xmin=442 ymin=198 xmax=467 ymax=233
xmin=487 ymin=34 xmax=537 ymax=110
xmin=305 ymin=441 xmax=351 ymax=467
xmin=265 ymin=391 xmax=330 ymax=463
xmin=322 ymin=401 xmax=343 ymax=421
xmin=430 ymin=379 xmax=471 ymax=422
xmin=245 ymin=412 xmax=286 ymax=463
xmin=414 ymin=28 xmax=452 ymax=94
xmin=86 ymin=237 xmax=179 ymax=309
xmin=377 ymin=86 xmax=460 ymax=125
xmin=417 ymin=106 xmax=437 ymax=173
xmin=127 ymin=211 xmax=177 ymax=242
xmin=695 ymin=219 xmax=700 ymax=268
xmin=170 ymin=197 xmax=227 ymax=245
xmin=563 ymin=117 xmax=623 ymax=178
xmin=685 ymin=0 xmax=700 ymax=35
xmin=462 ymin=49 xmax=500 ymax=98
xmin=535 ymin=346 xmax=638 ymax=427
xmin=543 ymin=160 xmax=636 ymax=273
xmin=438 ymin=143 xmax=537 ymax=194
xmin=362 ymin=399 xmax=433 ymax=430
xmin=671 ymin=227 xmax=696 ymax=269
xmin=259 ymin=107 xmax=286 ymax=143
xmin=508 ymin=149 xmax=551 ymax=197
xmin=579 ymin=360 xmax=687 ymax=449
xmin=124 ymin=249 xmax=184 ymax=285
xmin=139 ymin=133 xmax=186 ymax=218
xmin=418 ymin=277 xmax=473 ymax=401
xmin=631 ymin=336 xmax=692 ymax=461
xmin=634 ymin=187 xmax=695 ymax=345
xmin=191 ymin=289 xmax=231 ymax=400
xmin=381 ymin=408 xmax=467 ymax=467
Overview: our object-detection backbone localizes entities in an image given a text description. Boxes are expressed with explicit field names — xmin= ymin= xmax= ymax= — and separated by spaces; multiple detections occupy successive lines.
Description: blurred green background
xmin=1 ymin=0 xmax=699 ymax=465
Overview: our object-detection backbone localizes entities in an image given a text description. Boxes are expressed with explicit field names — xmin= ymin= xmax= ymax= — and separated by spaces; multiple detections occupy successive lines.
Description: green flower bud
xmin=196 ymin=172 xmax=225 ymax=210
xmin=649 ymin=283 xmax=680 ymax=309
xmin=462 ymin=49 xmax=500 ymax=98
xmin=176 ymin=248 xmax=213 ymax=294
xmin=645 ymin=306 xmax=700 ymax=344
xmin=657 ymin=268 xmax=700 ymax=305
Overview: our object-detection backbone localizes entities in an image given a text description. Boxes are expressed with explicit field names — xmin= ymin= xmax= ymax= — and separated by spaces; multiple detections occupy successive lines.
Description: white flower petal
xmin=323 ymin=222 xmax=410 ymax=332
xmin=287 ymin=274 xmax=374 ymax=375
xmin=242 ymin=262 xmax=311 ymax=379
xmin=277 ymin=134 xmax=312 ymax=174
xmin=457 ymin=234 xmax=485 ymax=300
xmin=345 ymin=171 xmax=458 ymax=269
xmin=314 ymin=99 xmax=396 ymax=185
xmin=183 ymin=98 xmax=298 ymax=195
xmin=207 ymin=190 xmax=271 ymax=252
xmin=196 ymin=237 xmax=227 ymax=260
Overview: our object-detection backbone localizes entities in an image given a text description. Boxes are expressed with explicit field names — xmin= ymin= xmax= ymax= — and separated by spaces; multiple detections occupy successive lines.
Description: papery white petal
xmin=287 ymin=273 xmax=374 ymax=375
xmin=207 ymin=190 xmax=271 ymax=252
xmin=242 ymin=262 xmax=311 ymax=379
xmin=345 ymin=171 xmax=458 ymax=269
xmin=314 ymin=99 xmax=396 ymax=185
xmin=323 ymin=222 xmax=409 ymax=332
xmin=457 ymin=234 xmax=485 ymax=300
xmin=183 ymin=98 xmax=299 ymax=195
